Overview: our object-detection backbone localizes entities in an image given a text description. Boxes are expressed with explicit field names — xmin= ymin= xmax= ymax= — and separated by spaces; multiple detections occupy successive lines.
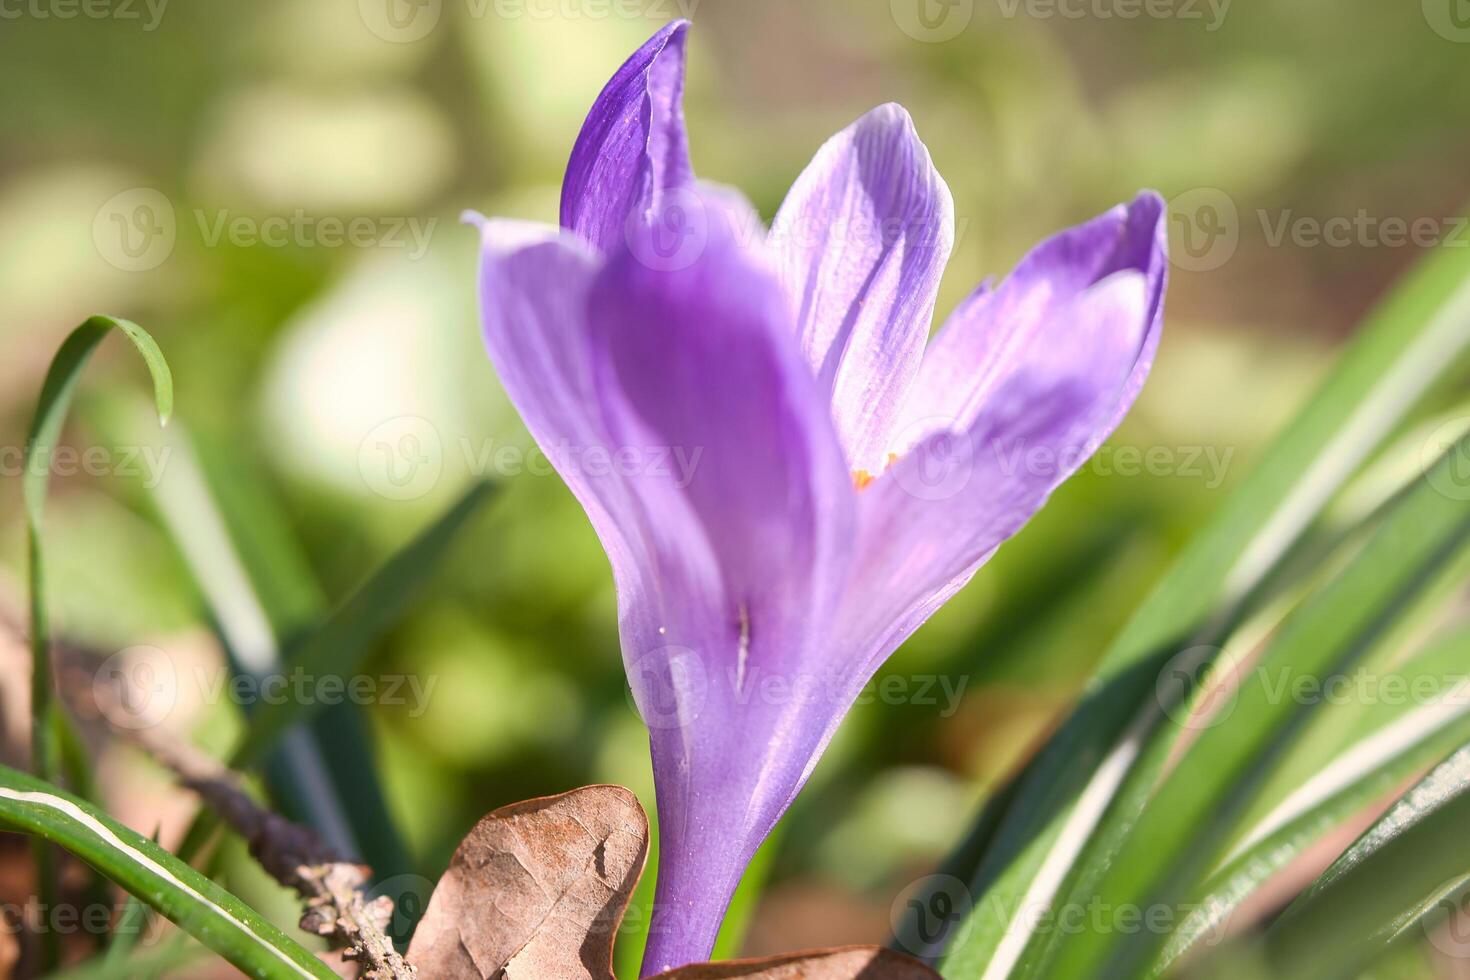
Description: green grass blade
xmin=185 ymin=431 xmax=413 ymax=878
xmin=1039 ymin=436 xmax=1470 ymax=980
xmin=1158 ymin=627 xmax=1470 ymax=973
xmin=23 ymin=316 xmax=172 ymax=972
xmin=0 ymin=765 xmax=335 ymax=980
xmin=938 ymin=240 xmax=1470 ymax=977
xmin=117 ymin=415 xmax=361 ymax=858
xmin=1261 ymin=744 xmax=1470 ymax=978
xmin=232 ymin=479 xmax=498 ymax=766
xmin=24 ymin=316 xmax=172 ymax=782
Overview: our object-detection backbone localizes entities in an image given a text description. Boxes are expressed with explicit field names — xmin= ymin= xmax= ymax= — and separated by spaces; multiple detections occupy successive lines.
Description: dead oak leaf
xmin=651 ymin=946 xmax=941 ymax=979
xmin=407 ymin=785 xmax=647 ymax=980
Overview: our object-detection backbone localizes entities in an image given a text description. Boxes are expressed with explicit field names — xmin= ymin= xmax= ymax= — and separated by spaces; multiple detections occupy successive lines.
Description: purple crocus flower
xmin=468 ymin=20 xmax=1166 ymax=974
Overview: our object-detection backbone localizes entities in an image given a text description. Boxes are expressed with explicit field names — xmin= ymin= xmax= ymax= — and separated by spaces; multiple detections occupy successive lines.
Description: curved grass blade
xmin=937 ymin=238 xmax=1470 ymax=978
xmin=0 ymin=765 xmax=336 ymax=980
xmin=1157 ymin=627 xmax=1470 ymax=973
xmin=25 ymin=315 xmax=172 ymax=782
xmin=23 ymin=316 xmax=172 ymax=971
xmin=1261 ymin=744 xmax=1470 ymax=978
xmin=1038 ymin=436 xmax=1470 ymax=980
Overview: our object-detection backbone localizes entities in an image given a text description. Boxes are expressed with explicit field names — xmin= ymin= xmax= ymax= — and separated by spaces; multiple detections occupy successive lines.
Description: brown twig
xmin=58 ymin=656 xmax=418 ymax=980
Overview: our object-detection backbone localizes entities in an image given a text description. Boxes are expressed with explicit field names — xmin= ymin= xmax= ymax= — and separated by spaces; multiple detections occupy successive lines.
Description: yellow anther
xmin=852 ymin=453 xmax=901 ymax=491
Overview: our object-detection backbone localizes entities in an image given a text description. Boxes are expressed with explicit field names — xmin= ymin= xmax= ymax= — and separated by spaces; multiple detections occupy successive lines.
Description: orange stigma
xmin=852 ymin=453 xmax=900 ymax=491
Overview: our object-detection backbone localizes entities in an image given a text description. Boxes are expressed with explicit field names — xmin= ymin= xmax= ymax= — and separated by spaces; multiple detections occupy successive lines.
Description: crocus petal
xmin=844 ymin=269 xmax=1155 ymax=669
xmin=584 ymin=187 xmax=856 ymax=973
xmin=770 ymin=103 xmax=955 ymax=473
xmin=895 ymin=192 xmax=1167 ymax=452
xmin=561 ymin=20 xmax=693 ymax=254
xmin=471 ymin=217 xmax=650 ymax=572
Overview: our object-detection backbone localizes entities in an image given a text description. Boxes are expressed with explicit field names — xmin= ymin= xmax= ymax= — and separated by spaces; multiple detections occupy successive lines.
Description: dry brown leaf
xmin=406 ymin=784 xmax=648 ymax=980
xmin=651 ymin=946 xmax=940 ymax=979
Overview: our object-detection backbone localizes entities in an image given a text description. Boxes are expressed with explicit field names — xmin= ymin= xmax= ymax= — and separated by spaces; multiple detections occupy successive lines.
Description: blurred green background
xmin=0 ymin=0 xmax=1467 ymax=965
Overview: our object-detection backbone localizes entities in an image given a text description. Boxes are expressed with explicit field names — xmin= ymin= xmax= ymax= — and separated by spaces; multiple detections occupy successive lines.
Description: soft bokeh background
xmin=0 ymin=0 xmax=1467 ymax=970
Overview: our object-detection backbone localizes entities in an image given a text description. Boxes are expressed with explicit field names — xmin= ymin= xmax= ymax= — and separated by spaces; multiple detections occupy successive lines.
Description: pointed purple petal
xmin=583 ymin=187 xmax=856 ymax=972
xmin=561 ymin=20 xmax=693 ymax=254
xmin=770 ymin=103 xmax=955 ymax=473
xmin=847 ymin=262 xmax=1161 ymax=667
xmin=472 ymin=219 xmax=649 ymax=566
xmin=897 ymin=192 xmax=1167 ymax=452
xmin=588 ymin=185 xmax=853 ymax=659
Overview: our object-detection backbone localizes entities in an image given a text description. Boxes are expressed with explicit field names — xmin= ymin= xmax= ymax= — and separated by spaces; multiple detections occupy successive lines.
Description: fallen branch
xmin=57 ymin=653 xmax=417 ymax=980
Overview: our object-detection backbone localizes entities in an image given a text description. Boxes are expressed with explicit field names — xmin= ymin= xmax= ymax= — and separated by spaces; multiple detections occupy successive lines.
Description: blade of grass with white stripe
xmin=0 ymin=765 xmax=336 ymax=980
xmin=1039 ymin=436 xmax=1470 ymax=980
xmin=1156 ymin=627 xmax=1470 ymax=974
xmin=23 ymin=316 xmax=172 ymax=972
xmin=1261 ymin=743 xmax=1470 ymax=978
xmin=937 ymin=231 xmax=1470 ymax=977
